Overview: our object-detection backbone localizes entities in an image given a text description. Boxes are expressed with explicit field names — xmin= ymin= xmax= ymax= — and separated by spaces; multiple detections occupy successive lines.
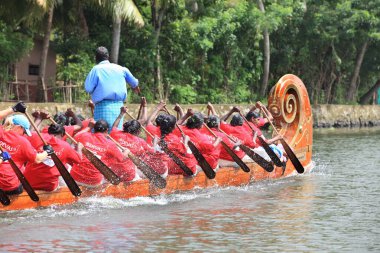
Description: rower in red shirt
xmin=110 ymin=106 xmax=168 ymax=177
xmin=177 ymin=112 xmax=221 ymax=171
xmin=220 ymin=107 xmax=259 ymax=149
xmin=159 ymin=115 xmax=197 ymax=175
xmin=0 ymin=103 xmax=49 ymax=195
xmin=70 ymin=119 xmax=135 ymax=186
xmin=24 ymin=124 xmax=81 ymax=191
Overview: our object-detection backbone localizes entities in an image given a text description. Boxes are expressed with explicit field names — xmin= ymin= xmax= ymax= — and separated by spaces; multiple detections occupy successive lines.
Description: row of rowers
xmin=0 ymin=100 xmax=286 ymax=195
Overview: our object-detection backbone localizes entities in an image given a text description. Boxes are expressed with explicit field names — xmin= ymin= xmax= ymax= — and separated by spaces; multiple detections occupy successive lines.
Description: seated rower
xmin=0 ymin=103 xmax=49 ymax=195
xmin=110 ymin=107 xmax=168 ymax=178
xmin=177 ymin=112 xmax=221 ymax=172
xmin=202 ymin=103 xmax=250 ymax=168
xmin=70 ymin=119 xmax=136 ymax=186
xmin=24 ymin=124 xmax=81 ymax=191
xmin=159 ymin=115 xmax=197 ymax=176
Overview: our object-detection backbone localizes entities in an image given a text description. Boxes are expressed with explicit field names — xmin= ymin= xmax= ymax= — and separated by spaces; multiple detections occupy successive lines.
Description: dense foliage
xmin=0 ymin=0 xmax=379 ymax=104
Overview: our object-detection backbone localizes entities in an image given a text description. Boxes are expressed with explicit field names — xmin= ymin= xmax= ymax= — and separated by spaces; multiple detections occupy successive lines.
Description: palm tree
xmin=34 ymin=0 xmax=143 ymax=101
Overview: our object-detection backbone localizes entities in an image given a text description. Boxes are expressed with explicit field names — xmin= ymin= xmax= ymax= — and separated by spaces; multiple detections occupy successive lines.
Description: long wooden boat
xmin=0 ymin=74 xmax=313 ymax=211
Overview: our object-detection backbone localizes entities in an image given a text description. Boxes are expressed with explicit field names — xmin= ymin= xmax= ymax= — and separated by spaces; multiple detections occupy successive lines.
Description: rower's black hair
xmin=155 ymin=113 xmax=166 ymax=126
xmin=53 ymin=113 xmax=68 ymax=126
xmin=207 ymin=115 xmax=220 ymax=129
xmin=230 ymin=115 xmax=243 ymax=126
xmin=160 ymin=115 xmax=176 ymax=138
xmin=94 ymin=119 xmax=109 ymax=133
xmin=123 ymin=120 xmax=141 ymax=135
xmin=246 ymin=111 xmax=260 ymax=121
xmin=48 ymin=123 xmax=65 ymax=136
xmin=95 ymin=46 xmax=109 ymax=63
xmin=186 ymin=113 xmax=204 ymax=129
xmin=69 ymin=114 xmax=85 ymax=126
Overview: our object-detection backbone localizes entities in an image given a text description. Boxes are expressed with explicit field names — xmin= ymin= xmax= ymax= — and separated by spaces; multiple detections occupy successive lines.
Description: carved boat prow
xmin=0 ymin=74 xmax=314 ymax=211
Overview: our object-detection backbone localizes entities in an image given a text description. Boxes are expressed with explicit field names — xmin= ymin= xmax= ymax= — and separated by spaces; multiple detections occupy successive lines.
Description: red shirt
xmin=145 ymin=124 xmax=161 ymax=145
xmin=162 ymin=133 xmax=197 ymax=175
xmin=70 ymin=132 xmax=125 ymax=185
xmin=24 ymin=133 xmax=81 ymax=191
xmin=0 ymin=126 xmax=37 ymax=191
xmin=220 ymin=122 xmax=259 ymax=149
xmin=109 ymin=129 xmax=167 ymax=176
xmin=180 ymin=126 xmax=220 ymax=169
xmin=200 ymin=127 xmax=245 ymax=161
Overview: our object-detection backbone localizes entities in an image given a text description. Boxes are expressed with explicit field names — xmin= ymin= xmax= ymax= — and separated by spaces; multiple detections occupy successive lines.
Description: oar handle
xmin=202 ymin=123 xmax=217 ymax=138
xmin=48 ymin=118 xmax=78 ymax=144
xmin=218 ymin=128 xmax=237 ymax=143
xmin=238 ymin=111 xmax=256 ymax=133
xmin=106 ymin=134 xmax=129 ymax=153
xmin=125 ymin=111 xmax=155 ymax=139
xmin=24 ymin=112 xmax=48 ymax=145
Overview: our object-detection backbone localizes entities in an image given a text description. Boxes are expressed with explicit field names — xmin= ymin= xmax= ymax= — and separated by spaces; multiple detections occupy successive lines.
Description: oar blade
xmin=9 ymin=159 xmax=39 ymax=202
xmin=82 ymin=148 xmax=121 ymax=185
xmin=280 ymin=139 xmax=305 ymax=174
xmin=257 ymin=136 xmax=283 ymax=167
xmin=0 ymin=188 xmax=11 ymax=206
xmin=239 ymin=144 xmax=274 ymax=172
xmin=128 ymin=154 xmax=166 ymax=189
xmin=50 ymin=153 xmax=82 ymax=196
xmin=187 ymin=141 xmax=216 ymax=179
xmin=159 ymin=139 xmax=194 ymax=176
xmin=221 ymin=141 xmax=250 ymax=172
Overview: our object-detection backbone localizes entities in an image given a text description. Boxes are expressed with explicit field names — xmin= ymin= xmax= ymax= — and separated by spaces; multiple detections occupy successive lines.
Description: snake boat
xmin=0 ymin=74 xmax=313 ymax=211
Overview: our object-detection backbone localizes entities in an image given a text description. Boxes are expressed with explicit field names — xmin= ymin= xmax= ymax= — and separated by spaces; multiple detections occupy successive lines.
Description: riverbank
xmin=1 ymin=102 xmax=379 ymax=128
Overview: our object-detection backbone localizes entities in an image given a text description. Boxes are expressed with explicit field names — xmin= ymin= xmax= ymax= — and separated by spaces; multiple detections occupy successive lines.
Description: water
xmin=1 ymin=128 xmax=379 ymax=252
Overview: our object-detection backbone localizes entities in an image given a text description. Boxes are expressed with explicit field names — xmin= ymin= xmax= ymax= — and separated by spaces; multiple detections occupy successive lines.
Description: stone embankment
xmin=0 ymin=102 xmax=379 ymax=128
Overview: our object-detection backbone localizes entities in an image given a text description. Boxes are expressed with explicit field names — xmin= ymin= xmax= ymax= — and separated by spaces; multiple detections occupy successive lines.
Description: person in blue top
xmin=85 ymin=46 xmax=140 ymax=130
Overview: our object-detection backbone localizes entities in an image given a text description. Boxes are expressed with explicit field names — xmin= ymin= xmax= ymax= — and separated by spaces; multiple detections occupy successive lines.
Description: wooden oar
xmin=106 ymin=134 xmax=167 ymax=189
xmin=0 ymin=146 xmax=39 ymax=202
xmin=48 ymin=118 xmax=121 ymax=185
xmin=203 ymin=124 xmax=250 ymax=173
xmin=124 ymin=111 xmax=194 ymax=176
xmin=239 ymin=112 xmax=283 ymax=167
xmin=25 ymin=112 xmax=82 ymax=196
xmin=218 ymin=128 xmax=274 ymax=172
xmin=259 ymin=105 xmax=305 ymax=174
xmin=0 ymin=188 xmax=11 ymax=206
xmin=137 ymin=98 xmax=144 ymax=120
xmin=164 ymin=107 xmax=216 ymax=179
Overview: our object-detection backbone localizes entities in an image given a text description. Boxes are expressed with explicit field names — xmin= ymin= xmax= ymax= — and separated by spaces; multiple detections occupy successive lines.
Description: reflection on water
xmin=0 ymin=128 xmax=379 ymax=252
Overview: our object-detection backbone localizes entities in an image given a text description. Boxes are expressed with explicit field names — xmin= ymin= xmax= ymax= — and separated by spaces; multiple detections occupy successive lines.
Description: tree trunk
xmin=346 ymin=40 xmax=369 ymax=102
xmin=110 ymin=16 xmax=122 ymax=64
xmin=78 ymin=2 xmax=89 ymax=38
xmin=359 ymin=79 xmax=380 ymax=104
xmin=38 ymin=4 xmax=54 ymax=102
xmin=257 ymin=0 xmax=270 ymax=97
xmin=151 ymin=0 xmax=165 ymax=100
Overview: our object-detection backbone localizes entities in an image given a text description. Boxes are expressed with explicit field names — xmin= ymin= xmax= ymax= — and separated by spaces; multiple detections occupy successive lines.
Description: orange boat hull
xmin=0 ymin=74 xmax=313 ymax=211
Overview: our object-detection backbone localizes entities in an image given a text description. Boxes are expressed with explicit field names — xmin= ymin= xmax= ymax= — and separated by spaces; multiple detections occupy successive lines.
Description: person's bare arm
xmin=220 ymin=107 xmax=239 ymax=122
xmin=177 ymin=108 xmax=194 ymax=125
xmin=138 ymin=97 xmax=147 ymax=124
xmin=207 ymin=102 xmax=218 ymax=116
xmin=173 ymin=104 xmax=184 ymax=120
xmin=65 ymin=108 xmax=83 ymax=132
xmin=112 ymin=107 xmax=127 ymax=130
xmin=145 ymin=100 xmax=166 ymax=126
xmin=256 ymin=101 xmax=273 ymax=122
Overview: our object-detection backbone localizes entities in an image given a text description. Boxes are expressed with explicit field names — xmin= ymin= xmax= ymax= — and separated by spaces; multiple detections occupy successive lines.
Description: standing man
xmin=85 ymin=46 xmax=140 ymax=130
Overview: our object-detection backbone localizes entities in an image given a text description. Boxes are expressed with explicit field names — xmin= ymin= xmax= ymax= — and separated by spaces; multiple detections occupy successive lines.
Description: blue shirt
xmin=85 ymin=60 xmax=139 ymax=104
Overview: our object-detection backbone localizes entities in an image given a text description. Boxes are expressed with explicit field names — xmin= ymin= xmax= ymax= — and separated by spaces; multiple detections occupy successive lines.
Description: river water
xmin=0 ymin=128 xmax=379 ymax=252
